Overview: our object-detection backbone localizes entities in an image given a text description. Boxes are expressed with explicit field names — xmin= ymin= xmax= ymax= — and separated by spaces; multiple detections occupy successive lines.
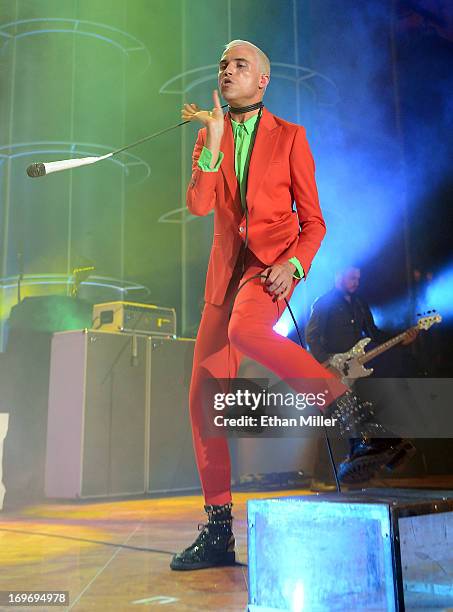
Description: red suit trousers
xmin=189 ymin=249 xmax=346 ymax=505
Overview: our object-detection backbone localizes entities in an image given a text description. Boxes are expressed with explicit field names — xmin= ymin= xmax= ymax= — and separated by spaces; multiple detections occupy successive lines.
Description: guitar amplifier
xmin=92 ymin=301 xmax=176 ymax=337
xmin=45 ymin=330 xmax=200 ymax=499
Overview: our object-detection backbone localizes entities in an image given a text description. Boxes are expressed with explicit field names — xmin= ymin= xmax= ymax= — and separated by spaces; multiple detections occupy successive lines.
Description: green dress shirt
xmin=197 ymin=114 xmax=304 ymax=279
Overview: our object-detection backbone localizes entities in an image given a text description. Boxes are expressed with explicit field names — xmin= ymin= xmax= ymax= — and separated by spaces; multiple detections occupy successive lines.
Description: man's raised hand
xmin=181 ymin=90 xmax=224 ymax=137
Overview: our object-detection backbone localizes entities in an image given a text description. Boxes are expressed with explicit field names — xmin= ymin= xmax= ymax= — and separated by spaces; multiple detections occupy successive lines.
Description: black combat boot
xmin=170 ymin=502 xmax=236 ymax=571
xmin=330 ymin=391 xmax=416 ymax=483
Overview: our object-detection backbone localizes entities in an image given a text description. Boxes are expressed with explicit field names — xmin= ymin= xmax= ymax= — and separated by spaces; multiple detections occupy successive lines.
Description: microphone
xmin=26 ymin=163 xmax=46 ymax=178
xmin=26 ymin=154 xmax=112 ymax=178
xmin=26 ymin=103 xmax=229 ymax=178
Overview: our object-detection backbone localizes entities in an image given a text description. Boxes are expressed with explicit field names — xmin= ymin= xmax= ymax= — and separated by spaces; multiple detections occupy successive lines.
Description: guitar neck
xmin=357 ymin=328 xmax=414 ymax=365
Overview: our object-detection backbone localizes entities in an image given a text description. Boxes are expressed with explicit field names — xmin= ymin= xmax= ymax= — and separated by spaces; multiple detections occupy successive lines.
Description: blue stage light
xmin=424 ymin=264 xmax=453 ymax=320
xmin=372 ymin=262 xmax=453 ymax=330
xmin=273 ymin=320 xmax=289 ymax=338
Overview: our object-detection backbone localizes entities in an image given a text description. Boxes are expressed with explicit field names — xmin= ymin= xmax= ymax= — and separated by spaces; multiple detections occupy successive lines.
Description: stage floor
xmin=1 ymin=480 xmax=453 ymax=611
xmin=0 ymin=489 xmax=308 ymax=611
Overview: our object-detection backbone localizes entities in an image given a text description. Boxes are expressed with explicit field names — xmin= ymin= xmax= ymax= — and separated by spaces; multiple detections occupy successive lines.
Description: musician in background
xmin=306 ymin=265 xmax=417 ymax=363
xmin=306 ymin=264 xmax=418 ymax=483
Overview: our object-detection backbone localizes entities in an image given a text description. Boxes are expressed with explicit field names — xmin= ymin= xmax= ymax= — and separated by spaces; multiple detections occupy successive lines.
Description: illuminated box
xmin=247 ymin=490 xmax=453 ymax=611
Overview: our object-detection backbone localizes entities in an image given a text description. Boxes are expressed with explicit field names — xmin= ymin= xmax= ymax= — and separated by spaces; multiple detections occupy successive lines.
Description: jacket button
xmin=239 ymin=227 xmax=244 ymax=233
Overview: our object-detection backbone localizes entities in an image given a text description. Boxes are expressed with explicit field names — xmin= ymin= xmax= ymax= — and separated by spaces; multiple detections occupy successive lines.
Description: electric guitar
xmin=325 ymin=313 xmax=442 ymax=385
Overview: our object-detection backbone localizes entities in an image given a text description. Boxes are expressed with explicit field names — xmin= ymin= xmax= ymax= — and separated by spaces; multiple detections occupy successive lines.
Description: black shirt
xmin=305 ymin=288 xmax=387 ymax=362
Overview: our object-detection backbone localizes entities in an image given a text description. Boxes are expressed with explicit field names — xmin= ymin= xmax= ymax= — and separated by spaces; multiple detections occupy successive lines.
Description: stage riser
xmin=247 ymin=491 xmax=453 ymax=611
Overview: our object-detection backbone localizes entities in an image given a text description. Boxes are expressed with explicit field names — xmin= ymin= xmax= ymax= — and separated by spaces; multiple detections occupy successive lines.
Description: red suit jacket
xmin=187 ymin=107 xmax=326 ymax=306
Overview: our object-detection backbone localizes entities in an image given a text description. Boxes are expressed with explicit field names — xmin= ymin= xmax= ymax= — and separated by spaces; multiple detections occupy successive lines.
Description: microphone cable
xmin=227 ymin=268 xmax=341 ymax=493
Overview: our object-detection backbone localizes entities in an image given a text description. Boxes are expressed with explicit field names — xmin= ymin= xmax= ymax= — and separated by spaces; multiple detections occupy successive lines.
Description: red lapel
xmin=246 ymin=108 xmax=281 ymax=211
xmin=219 ymin=108 xmax=281 ymax=213
xmin=220 ymin=114 xmax=240 ymax=205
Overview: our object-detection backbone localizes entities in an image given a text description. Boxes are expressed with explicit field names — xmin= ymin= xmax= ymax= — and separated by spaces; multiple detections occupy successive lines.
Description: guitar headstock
xmin=417 ymin=313 xmax=442 ymax=330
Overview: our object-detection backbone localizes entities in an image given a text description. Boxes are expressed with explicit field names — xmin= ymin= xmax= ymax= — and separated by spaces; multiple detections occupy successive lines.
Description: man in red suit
xmin=170 ymin=40 xmax=405 ymax=571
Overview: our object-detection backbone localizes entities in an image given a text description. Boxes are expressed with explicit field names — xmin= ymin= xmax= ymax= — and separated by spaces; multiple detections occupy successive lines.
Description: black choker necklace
xmin=228 ymin=101 xmax=264 ymax=114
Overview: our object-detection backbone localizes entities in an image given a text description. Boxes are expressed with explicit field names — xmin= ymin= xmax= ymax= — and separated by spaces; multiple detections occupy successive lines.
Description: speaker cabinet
xmin=45 ymin=330 xmax=148 ymax=498
xmin=45 ymin=330 xmax=200 ymax=499
xmin=147 ymin=337 xmax=199 ymax=493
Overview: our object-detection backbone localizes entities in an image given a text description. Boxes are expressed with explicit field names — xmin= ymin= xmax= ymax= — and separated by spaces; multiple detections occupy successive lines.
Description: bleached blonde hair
xmin=223 ymin=39 xmax=271 ymax=77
